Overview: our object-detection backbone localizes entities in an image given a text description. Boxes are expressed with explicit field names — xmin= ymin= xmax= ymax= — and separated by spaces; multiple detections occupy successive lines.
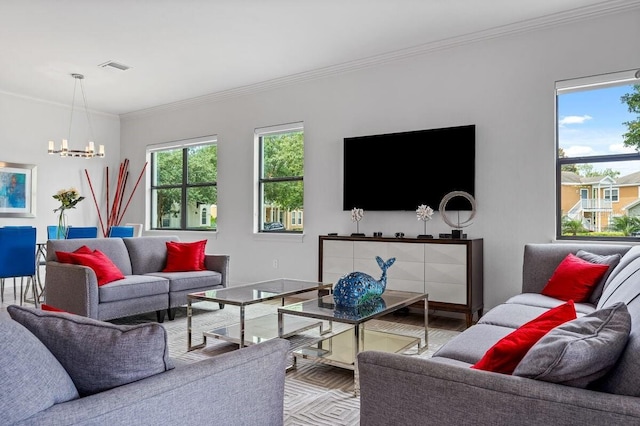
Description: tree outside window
xmin=257 ymin=123 xmax=304 ymax=233
xmin=149 ymin=138 xmax=217 ymax=230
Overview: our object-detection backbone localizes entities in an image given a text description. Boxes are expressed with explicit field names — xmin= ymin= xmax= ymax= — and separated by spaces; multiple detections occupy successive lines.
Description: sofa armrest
xmin=19 ymin=338 xmax=290 ymax=425
xmin=205 ymin=254 xmax=229 ymax=288
xmin=44 ymin=262 xmax=99 ymax=318
xmin=357 ymin=351 xmax=640 ymax=426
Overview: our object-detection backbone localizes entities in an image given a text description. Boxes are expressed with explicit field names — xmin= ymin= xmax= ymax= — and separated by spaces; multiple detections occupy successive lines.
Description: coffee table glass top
xmin=189 ymin=278 xmax=333 ymax=306
xmin=278 ymin=290 xmax=427 ymax=325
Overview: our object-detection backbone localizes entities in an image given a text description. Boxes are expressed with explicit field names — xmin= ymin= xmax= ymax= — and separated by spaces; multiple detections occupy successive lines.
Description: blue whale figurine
xmin=332 ymin=256 xmax=396 ymax=307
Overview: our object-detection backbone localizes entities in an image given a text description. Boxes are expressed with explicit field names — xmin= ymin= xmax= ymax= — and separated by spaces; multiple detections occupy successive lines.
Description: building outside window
xmin=148 ymin=136 xmax=218 ymax=230
xmin=557 ymin=69 xmax=640 ymax=239
xmin=256 ymin=122 xmax=304 ymax=233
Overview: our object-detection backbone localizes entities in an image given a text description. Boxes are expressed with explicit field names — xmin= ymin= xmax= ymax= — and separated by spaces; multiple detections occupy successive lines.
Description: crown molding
xmin=121 ymin=0 xmax=640 ymax=121
xmin=0 ymin=89 xmax=118 ymax=119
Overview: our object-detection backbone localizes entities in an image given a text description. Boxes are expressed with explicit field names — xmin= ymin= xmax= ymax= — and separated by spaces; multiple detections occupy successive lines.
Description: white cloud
xmin=559 ymin=115 xmax=593 ymax=126
xmin=610 ymin=143 xmax=637 ymax=154
xmin=563 ymin=145 xmax=593 ymax=156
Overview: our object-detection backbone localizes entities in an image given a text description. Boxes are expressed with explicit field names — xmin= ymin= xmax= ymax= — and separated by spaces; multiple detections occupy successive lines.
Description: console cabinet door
xmin=322 ymin=240 xmax=354 ymax=284
xmin=424 ymin=244 xmax=467 ymax=304
xmin=350 ymin=242 xmax=425 ymax=292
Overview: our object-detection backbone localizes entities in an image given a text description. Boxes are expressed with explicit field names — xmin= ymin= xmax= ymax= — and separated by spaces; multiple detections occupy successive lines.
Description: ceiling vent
xmin=98 ymin=61 xmax=131 ymax=71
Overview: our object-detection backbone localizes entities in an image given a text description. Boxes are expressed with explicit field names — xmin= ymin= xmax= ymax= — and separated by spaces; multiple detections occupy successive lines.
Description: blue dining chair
xmin=108 ymin=226 xmax=135 ymax=238
xmin=0 ymin=226 xmax=38 ymax=306
xmin=66 ymin=226 xmax=98 ymax=239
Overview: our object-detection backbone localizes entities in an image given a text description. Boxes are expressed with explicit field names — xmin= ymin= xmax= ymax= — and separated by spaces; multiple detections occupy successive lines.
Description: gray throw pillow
xmin=0 ymin=315 xmax=78 ymax=424
xmin=513 ymin=302 xmax=630 ymax=388
xmin=576 ymin=250 xmax=621 ymax=305
xmin=7 ymin=305 xmax=174 ymax=396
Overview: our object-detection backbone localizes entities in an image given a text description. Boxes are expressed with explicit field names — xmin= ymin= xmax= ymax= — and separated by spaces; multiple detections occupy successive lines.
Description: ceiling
xmin=0 ymin=0 xmax=636 ymax=116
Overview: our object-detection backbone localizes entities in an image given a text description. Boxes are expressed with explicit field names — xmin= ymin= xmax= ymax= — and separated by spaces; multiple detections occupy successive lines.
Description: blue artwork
xmin=332 ymin=256 xmax=396 ymax=307
xmin=0 ymin=172 xmax=26 ymax=208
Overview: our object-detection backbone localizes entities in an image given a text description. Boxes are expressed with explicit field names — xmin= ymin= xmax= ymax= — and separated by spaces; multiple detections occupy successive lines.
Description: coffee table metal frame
xmin=277 ymin=290 xmax=428 ymax=394
xmin=187 ymin=278 xmax=333 ymax=351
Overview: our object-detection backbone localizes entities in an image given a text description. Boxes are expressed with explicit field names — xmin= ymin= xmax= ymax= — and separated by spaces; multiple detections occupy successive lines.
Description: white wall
xmin=0 ymin=92 xmax=121 ymax=239
xmin=121 ymin=10 xmax=640 ymax=311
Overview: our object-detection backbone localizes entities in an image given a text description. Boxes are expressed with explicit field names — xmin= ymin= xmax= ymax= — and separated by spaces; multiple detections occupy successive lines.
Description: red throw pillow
xmin=163 ymin=240 xmax=207 ymax=272
xmin=41 ymin=304 xmax=67 ymax=313
xmin=67 ymin=250 xmax=125 ymax=286
xmin=55 ymin=245 xmax=93 ymax=263
xmin=471 ymin=300 xmax=577 ymax=374
xmin=541 ymin=253 xmax=610 ymax=302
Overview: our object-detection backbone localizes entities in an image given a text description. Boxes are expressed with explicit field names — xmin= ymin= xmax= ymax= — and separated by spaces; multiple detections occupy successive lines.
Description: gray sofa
xmin=45 ymin=236 xmax=228 ymax=322
xmin=0 ymin=308 xmax=288 ymax=425
xmin=358 ymin=243 xmax=640 ymax=425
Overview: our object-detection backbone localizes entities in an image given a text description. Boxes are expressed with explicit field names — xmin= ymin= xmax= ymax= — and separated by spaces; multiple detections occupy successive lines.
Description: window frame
xmin=147 ymin=135 xmax=218 ymax=231
xmin=255 ymin=122 xmax=304 ymax=234
xmin=555 ymin=69 xmax=640 ymax=241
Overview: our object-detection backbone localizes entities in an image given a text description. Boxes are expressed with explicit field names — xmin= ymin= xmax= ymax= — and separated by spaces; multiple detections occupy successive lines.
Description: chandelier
xmin=48 ymin=73 xmax=105 ymax=158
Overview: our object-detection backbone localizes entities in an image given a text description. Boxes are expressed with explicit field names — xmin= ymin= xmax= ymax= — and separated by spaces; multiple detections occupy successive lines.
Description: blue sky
xmin=558 ymin=83 xmax=638 ymax=175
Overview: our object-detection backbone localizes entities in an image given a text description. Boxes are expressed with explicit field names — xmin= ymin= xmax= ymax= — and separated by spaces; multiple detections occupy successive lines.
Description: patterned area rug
xmin=112 ymin=301 xmax=461 ymax=426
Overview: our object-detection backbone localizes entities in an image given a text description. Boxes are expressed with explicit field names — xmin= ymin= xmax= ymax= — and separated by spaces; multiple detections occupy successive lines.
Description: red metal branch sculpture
xmin=85 ymin=159 xmax=147 ymax=237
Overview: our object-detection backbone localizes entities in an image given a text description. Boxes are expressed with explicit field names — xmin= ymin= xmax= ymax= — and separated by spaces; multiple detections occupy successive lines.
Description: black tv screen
xmin=343 ymin=124 xmax=475 ymax=211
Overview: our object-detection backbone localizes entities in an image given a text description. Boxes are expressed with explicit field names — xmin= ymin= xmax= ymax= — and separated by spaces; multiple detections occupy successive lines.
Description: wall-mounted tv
xmin=343 ymin=124 xmax=475 ymax=211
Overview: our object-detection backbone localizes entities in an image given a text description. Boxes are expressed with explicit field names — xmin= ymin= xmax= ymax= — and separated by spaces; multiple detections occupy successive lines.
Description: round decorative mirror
xmin=439 ymin=191 xmax=476 ymax=230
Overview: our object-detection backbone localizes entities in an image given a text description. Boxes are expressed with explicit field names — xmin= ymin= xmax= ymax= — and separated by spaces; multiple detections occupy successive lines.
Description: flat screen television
xmin=343 ymin=124 xmax=475 ymax=211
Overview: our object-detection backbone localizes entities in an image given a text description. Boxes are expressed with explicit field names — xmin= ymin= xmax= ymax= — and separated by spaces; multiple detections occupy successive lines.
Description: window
xmin=256 ymin=122 xmax=304 ymax=233
xmin=557 ymin=69 xmax=640 ymax=239
xmin=603 ymin=188 xmax=620 ymax=202
xmin=148 ymin=136 xmax=217 ymax=231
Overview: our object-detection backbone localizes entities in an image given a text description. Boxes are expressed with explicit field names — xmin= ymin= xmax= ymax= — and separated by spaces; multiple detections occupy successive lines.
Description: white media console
xmin=318 ymin=235 xmax=483 ymax=327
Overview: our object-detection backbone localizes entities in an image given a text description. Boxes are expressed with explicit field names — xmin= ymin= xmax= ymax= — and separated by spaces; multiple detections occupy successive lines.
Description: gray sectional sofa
xmin=1 ymin=307 xmax=288 ymax=425
xmin=45 ymin=236 xmax=228 ymax=322
xmin=358 ymin=243 xmax=640 ymax=425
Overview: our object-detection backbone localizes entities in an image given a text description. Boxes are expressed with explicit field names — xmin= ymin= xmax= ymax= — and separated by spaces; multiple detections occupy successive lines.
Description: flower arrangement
xmin=53 ymin=187 xmax=85 ymax=238
xmin=416 ymin=204 xmax=434 ymax=237
xmin=351 ymin=207 xmax=364 ymax=235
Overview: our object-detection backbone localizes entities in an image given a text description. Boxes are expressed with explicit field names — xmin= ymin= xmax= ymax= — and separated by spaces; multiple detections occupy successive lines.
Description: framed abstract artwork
xmin=0 ymin=162 xmax=36 ymax=217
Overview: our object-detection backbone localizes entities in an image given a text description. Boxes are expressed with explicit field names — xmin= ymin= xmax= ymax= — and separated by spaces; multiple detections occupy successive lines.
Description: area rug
xmin=112 ymin=301 xmax=461 ymax=426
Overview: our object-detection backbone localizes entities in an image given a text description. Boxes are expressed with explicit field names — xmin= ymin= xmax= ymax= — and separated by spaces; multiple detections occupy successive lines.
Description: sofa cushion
xmin=541 ymin=253 xmax=609 ymax=303
xmin=432 ymin=323 xmax=515 ymax=364
xmin=504 ymin=293 xmax=595 ymax=315
xmin=471 ymin=301 xmax=576 ymax=374
xmin=513 ymin=302 xmax=630 ymax=388
xmin=65 ymin=249 xmax=126 ymax=286
xmin=7 ymin=305 xmax=174 ymax=397
xmin=147 ymin=270 xmax=222 ymax=292
xmin=521 ymin=243 xmax=631 ymax=294
xmin=575 ymin=250 xmax=622 ymax=305
xmin=591 ymin=271 xmax=640 ymax=396
xmin=48 ymin=238 xmax=134 ymax=275
xmin=98 ymin=275 xmax=170 ymax=303
xmin=163 ymin=240 xmax=207 ymax=272
xmin=123 ymin=235 xmax=178 ymax=275
xmin=478 ymin=302 xmax=573 ymax=330
xmin=0 ymin=314 xmax=79 ymax=425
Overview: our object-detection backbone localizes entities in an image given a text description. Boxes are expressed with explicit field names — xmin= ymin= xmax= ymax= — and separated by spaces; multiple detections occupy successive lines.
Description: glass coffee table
xmin=187 ymin=278 xmax=332 ymax=351
xmin=277 ymin=290 xmax=428 ymax=395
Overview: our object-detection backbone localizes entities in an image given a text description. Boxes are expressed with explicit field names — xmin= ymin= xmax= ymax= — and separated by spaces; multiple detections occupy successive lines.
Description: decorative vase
xmin=57 ymin=212 xmax=68 ymax=239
